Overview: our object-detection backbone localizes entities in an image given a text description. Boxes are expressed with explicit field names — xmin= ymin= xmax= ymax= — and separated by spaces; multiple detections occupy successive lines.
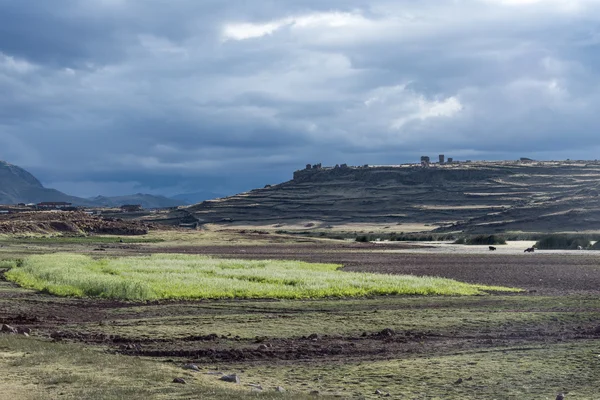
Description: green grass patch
xmin=5 ymin=253 xmax=518 ymax=301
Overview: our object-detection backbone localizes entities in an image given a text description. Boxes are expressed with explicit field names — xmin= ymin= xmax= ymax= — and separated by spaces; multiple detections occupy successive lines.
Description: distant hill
xmin=0 ymin=160 xmax=185 ymax=208
xmin=88 ymin=194 xmax=185 ymax=209
xmin=0 ymin=161 xmax=94 ymax=205
xmin=171 ymin=191 xmax=225 ymax=204
xmin=183 ymin=160 xmax=600 ymax=233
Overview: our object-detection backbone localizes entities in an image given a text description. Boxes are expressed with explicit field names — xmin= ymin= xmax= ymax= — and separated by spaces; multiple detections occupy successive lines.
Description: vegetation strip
xmin=5 ymin=253 xmax=518 ymax=300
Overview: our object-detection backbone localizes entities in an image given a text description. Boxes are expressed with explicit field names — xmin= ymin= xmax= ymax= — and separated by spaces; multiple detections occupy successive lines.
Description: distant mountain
xmin=0 ymin=161 xmax=94 ymax=205
xmin=171 ymin=191 xmax=225 ymax=204
xmin=89 ymin=194 xmax=185 ymax=209
xmin=0 ymin=160 xmax=186 ymax=208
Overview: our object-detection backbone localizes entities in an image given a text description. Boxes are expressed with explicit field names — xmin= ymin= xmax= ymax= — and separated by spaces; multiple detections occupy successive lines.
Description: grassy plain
xmin=1 ymin=228 xmax=599 ymax=399
xmin=0 ymin=335 xmax=313 ymax=400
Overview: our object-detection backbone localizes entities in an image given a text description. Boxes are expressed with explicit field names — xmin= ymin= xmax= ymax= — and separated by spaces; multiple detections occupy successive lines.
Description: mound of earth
xmin=0 ymin=211 xmax=155 ymax=235
xmin=181 ymin=160 xmax=600 ymax=233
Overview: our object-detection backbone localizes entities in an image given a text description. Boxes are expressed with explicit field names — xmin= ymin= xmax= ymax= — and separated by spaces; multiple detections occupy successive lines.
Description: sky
xmin=2 ymin=0 xmax=600 ymax=198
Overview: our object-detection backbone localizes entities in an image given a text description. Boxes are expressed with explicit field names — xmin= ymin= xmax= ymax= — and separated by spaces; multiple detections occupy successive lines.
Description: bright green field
xmin=5 ymin=253 xmax=519 ymax=300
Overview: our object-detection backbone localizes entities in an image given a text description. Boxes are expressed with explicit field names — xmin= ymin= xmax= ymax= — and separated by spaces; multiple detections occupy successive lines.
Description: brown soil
xmin=0 ymin=211 xmax=157 ymax=235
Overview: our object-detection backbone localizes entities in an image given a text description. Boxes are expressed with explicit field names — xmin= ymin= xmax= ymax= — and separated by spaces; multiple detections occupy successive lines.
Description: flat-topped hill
xmin=187 ymin=160 xmax=600 ymax=233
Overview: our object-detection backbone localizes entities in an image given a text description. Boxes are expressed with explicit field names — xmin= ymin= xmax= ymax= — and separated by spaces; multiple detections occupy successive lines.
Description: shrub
xmin=535 ymin=235 xmax=591 ymax=250
xmin=457 ymin=235 xmax=506 ymax=245
xmin=355 ymin=235 xmax=370 ymax=243
xmin=453 ymin=237 xmax=466 ymax=245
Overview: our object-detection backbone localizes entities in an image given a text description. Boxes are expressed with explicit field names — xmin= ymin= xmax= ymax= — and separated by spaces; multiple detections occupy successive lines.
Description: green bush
xmin=456 ymin=235 xmax=506 ymax=245
xmin=535 ymin=235 xmax=590 ymax=250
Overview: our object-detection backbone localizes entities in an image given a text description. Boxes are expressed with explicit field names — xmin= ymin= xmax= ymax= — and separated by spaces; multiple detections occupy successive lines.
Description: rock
xmin=1 ymin=324 xmax=17 ymax=334
xmin=219 ymin=374 xmax=241 ymax=384
xmin=378 ymin=328 xmax=395 ymax=337
xmin=50 ymin=331 xmax=63 ymax=339
xmin=257 ymin=344 xmax=269 ymax=351
xmin=248 ymin=384 xmax=263 ymax=391
xmin=375 ymin=389 xmax=384 ymax=395
xmin=556 ymin=394 xmax=565 ymax=400
xmin=172 ymin=377 xmax=187 ymax=384
xmin=308 ymin=333 xmax=319 ymax=340
xmin=455 ymin=378 xmax=463 ymax=384
xmin=276 ymin=386 xmax=286 ymax=392
xmin=22 ymin=332 xmax=29 ymax=337
xmin=183 ymin=363 xmax=200 ymax=371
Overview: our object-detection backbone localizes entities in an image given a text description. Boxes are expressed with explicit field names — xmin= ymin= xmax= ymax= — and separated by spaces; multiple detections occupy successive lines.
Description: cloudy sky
xmin=2 ymin=0 xmax=600 ymax=198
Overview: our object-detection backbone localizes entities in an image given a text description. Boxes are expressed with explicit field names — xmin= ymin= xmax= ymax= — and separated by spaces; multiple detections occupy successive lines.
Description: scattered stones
xmin=172 ymin=377 xmax=187 ymax=384
xmin=183 ymin=363 xmax=200 ymax=371
xmin=219 ymin=374 xmax=241 ymax=384
xmin=1 ymin=324 xmax=17 ymax=334
xmin=276 ymin=386 xmax=286 ymax=392
xmin=17 ymin=327 xmax=31 ymax=335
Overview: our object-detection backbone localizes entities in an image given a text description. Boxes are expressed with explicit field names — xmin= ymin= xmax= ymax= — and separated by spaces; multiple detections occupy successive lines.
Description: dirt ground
xmin=137 ymin=242 xmax=600 ymax=294
xmin=0 ymin=211 xmax=158 ymax=235
xmin=1 ymin=240 xmax=600 ymax=398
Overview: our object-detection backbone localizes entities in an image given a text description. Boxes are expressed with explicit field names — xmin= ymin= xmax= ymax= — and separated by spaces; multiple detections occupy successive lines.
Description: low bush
xmin=455 ymin=235 xmax=506 ymax=245
xmin=534 ymin=235 xmax=591 ymax=250
xmin=355 ymin=235 xmax=371 ymax=242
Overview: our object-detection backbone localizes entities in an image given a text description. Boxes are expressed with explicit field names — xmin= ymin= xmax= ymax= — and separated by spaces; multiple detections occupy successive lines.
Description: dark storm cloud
xmin=2 ymin=0 xmax=600 ymax=197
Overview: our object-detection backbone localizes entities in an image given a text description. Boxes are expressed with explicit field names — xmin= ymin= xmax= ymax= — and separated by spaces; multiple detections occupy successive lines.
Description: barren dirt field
xmin=1 ymin=237 xmax=600 ymax=399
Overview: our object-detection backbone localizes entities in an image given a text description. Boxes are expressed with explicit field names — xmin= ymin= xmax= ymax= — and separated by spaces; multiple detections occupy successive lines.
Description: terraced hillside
xmin=187 ymin=160 xmax=600 ymax=233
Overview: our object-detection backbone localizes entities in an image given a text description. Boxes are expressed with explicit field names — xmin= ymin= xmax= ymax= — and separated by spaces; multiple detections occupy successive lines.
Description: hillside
xmin=0 ymin=161 xmax=94 ymax=205
xmin=186 ymin=160 xmax=600 ymax=233
xmin=0 ymin=161 xmax=184 ymax=208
